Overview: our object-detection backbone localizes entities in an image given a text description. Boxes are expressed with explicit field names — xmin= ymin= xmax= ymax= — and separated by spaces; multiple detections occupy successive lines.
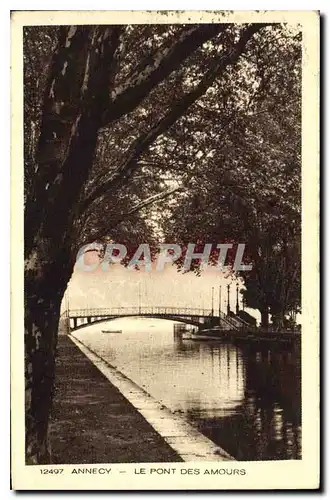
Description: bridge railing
xmin=65 ymin=306 xmax=216 ymax=318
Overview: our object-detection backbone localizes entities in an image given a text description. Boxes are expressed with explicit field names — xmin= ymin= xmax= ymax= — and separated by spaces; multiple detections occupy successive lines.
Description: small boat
xmin=102 ymin=329 xmax=122 ymax=334
xmin=182 ymin=333 xmax=225 ymax=342
xmin=191 ymin=335 xmax=225 ymax=341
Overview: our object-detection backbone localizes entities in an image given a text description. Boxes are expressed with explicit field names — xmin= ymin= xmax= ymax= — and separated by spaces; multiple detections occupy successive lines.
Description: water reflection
xmin=75 ymin=320 xmax=301 ymax=461
xmin=197 ymin=343 xmax=301 ymax=460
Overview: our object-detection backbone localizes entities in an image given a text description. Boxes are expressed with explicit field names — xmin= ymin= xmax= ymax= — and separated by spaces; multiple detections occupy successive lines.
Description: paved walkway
xmin=49 ymin=335 xmax=182 ymax=464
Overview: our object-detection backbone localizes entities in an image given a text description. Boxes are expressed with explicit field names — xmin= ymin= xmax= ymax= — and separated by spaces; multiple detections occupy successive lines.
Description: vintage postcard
xmin=11 ymin=10 xmax=319 ymax=490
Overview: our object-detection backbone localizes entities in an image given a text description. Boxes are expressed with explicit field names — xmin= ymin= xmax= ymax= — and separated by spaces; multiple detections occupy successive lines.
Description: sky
xmin=62 ymin=256 xmax=261 ymax=323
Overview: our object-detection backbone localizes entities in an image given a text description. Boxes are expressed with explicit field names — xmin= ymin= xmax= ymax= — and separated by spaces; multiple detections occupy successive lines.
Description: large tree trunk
xmin=24 ymin=243 xmax=73 ymax=464
xmin=23 ymin=27 xmax=110 ymax=463
xmin=25 ymin=282 xmax=61 ymax=464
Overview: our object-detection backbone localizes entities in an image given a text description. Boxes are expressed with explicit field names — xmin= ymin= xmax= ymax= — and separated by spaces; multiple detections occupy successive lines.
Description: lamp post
xmin=219 ymin=285 xmax=222 ymax=317
xmin=219 ymin=285 xmax=222 ymax=326
xmin=236 ymin=282 xmax=239 ymax=315
xmin=227 ymin=284 xmax=230 ymax=316
xmin=138 ymin=282 xmax=142 ymax=314
xmin=211 ymin=287 xmax=214 ymax=317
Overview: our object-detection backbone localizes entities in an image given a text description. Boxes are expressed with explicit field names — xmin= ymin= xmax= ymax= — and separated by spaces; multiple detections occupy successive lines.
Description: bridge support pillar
xmin=73 ymin=317 xmax=78 ymax=329
xmin=87 ymin=317 xmax=91 ymax=324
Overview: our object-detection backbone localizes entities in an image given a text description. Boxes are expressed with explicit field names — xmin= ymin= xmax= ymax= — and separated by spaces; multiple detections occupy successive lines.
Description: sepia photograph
xmin=11 ymin=10 xmax=319 ymax=490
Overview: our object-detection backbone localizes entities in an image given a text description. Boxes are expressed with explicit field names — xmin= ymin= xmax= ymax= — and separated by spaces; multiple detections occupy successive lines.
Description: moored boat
xmin=101 ymin=329 xmax=122 ymax=333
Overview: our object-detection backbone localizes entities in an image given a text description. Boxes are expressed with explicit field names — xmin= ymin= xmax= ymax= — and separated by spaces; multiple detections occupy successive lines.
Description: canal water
xmin=74 ymin=318 xmax=301 ymax=461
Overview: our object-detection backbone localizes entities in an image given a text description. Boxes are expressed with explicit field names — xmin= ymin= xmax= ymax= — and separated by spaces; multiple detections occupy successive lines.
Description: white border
xmin=5 ymin=4 xmax=325 ymax=498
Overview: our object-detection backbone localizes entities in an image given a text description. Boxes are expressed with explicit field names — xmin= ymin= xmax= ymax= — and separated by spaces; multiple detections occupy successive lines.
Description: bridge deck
xmin=61 ymin=307 xmax=250 ymax=331
xmin=66 ymin=306 xmax=216 ymax=318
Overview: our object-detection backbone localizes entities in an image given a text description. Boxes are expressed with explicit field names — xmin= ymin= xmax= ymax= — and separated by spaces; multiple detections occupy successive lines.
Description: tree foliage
xmin=159 ymin=25 xmax=301 ymax=326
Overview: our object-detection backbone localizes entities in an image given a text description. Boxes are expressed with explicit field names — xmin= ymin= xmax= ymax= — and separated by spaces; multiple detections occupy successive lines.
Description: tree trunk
xmin=271 ymin=311 xmax=286 ymax=331
xmin=24 ymin=243 xmax=73 ymax=464
xmin=24 ymin=27 xmax=111 ymax=463
xmin=260 ymin=307 xmax=269 ymax=329
xmin=24 ymin=26 xmax=115 ymax=463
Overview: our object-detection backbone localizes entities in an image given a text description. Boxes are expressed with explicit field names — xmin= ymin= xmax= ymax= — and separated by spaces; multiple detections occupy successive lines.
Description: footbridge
xmin=62 ymin=306 xmax=247 ymax=331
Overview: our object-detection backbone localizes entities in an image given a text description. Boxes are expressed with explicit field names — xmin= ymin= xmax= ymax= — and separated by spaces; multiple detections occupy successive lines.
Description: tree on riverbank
xmin=24 ymin=22 xmax=269 ymax=463
xmin=160 ymin=26 xmax=301 ymax=328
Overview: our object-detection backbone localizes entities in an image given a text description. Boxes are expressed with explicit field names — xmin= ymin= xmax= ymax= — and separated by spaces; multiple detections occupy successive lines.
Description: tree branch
xmin=101 ymin=24 xmax=226 ymax=125
xmin=84 ymin=186 xmax=182 ymax=244
xmin=125 ymin=185 xmax=182 ymax=217
xmin=80 ymin=24 xmax=265 ymax=215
